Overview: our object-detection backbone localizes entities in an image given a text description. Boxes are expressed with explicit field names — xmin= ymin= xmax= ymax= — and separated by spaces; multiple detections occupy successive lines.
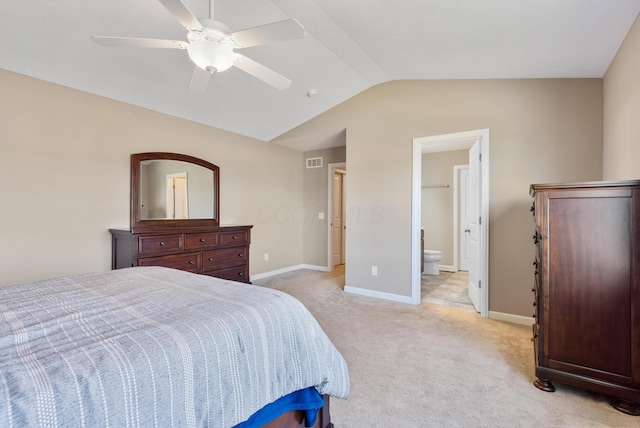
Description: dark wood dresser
xmin=530 ymin=180 xmax=640 ymax=415
xmin=110 ymin=226 xmax=252 ymax=283
xmin=112 ymin=152 xmax=253 ymax=284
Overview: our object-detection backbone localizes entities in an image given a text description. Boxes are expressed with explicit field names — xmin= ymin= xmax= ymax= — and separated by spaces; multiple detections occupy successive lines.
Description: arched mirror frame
xmin=131 ymin=152 xmax=220 ymax=233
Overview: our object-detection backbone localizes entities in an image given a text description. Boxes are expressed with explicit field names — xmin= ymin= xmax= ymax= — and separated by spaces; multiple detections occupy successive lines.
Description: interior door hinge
xmin=478 ymin=280 xmax=481 ymax=289
xmin=479 ymin=217 xmax=482 ymax=225
xmin=479 ymin=153 xmax=482 ymax=161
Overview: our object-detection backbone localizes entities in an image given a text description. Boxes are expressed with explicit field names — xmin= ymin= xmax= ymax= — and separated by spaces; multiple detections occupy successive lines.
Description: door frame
xmin=454 ymin=164 xmax=469 ymax=272
xmin=166 ymin=172 xmax=188 ymax=219
xmin=327 ymin=162 xmax=347 ymax=270
xmin=411 ymin=129 xmax=490 ymax=317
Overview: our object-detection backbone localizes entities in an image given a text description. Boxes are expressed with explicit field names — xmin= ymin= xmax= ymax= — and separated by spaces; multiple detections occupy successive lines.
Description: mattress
xmin=0 ymin=266 xmax=349 ymax=427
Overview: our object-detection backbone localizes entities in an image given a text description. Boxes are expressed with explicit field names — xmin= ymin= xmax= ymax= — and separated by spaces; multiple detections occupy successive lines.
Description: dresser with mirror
xmin=110 ymin=152 xmax=252 ymax=283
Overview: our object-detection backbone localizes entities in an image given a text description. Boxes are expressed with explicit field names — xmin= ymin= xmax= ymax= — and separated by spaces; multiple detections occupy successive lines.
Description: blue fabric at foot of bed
xmin=233 ymin=387 xmax=324 ymax=428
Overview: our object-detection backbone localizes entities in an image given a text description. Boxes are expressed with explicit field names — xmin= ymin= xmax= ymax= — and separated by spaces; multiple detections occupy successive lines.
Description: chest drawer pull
xmin=200 ymin=238 xmax=206 ymax=243
xmin=159 ymin=241 xmax=165 ymax=246
xmin=208 ymin=257 xmax=214 ymax=261
xmin=189 ymin=260 xmax=195 ymax=265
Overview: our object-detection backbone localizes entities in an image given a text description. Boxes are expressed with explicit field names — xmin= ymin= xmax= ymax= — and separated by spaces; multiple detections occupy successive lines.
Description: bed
xmin=0 ymin=266 xmax=349 ymax=427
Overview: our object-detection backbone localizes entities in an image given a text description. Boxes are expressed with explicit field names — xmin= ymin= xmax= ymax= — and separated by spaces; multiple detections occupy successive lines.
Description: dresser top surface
xmin=530 ymin=179 xmax=640 ymax=196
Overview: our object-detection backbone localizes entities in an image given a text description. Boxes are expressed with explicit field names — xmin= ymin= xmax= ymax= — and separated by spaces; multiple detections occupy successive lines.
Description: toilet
xmin=423 ymin=250 xmax=443 ymax=275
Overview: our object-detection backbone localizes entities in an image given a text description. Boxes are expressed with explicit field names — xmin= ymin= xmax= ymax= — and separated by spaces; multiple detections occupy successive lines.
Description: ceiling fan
xmin=91 ymin=0 xmax=305 ymax=91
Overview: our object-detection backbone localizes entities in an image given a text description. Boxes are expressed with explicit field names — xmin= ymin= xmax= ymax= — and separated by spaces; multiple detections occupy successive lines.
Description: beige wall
xmin=302 ymin=145 xmax=347 ymax=267
xmin=603 ymin=14 xmax=640 ymax=179
xmin=421 ymin=150 xmax=468 ymax=267
xmin=2 ymin=67 xmax=612 ymax=318
xmin=0 ymin=69 xmax=304 ymax=287
xmin=275 ymin=79 xmax=603 ymax=316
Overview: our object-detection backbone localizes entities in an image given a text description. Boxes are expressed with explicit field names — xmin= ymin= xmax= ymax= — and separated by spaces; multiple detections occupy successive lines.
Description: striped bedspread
xmin=0 ymin=267 xmax=349 ymax=428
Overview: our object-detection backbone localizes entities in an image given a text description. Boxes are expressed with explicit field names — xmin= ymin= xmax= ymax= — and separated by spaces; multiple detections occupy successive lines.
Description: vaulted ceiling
xmin=1 ymin=0 xmax=639 ymax=150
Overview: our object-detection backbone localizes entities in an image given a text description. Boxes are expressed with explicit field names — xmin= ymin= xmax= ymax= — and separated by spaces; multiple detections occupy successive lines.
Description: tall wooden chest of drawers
xmin=110 ymin=225 xmax=252 ymax=283
xmin=530 ymin=180 xmax=640 ymax=415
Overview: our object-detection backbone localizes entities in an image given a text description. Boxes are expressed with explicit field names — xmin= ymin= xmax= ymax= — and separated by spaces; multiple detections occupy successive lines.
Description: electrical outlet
xmin=264 ymin=253 xmax=269 ymax=261
xmin=371 ymin=266 xmax=377 ymax=276
xmin=318 ymin=212 xmax=325 ymax=220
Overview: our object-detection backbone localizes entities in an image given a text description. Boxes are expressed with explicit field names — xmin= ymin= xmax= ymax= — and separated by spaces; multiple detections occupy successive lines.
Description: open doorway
xmin=411 ymin=129 xmax=490 ymax=317
xmin=327 ymin=162 xmax=346 ymax=271
xmin=166 ymin=172 xmax=188 ymax=219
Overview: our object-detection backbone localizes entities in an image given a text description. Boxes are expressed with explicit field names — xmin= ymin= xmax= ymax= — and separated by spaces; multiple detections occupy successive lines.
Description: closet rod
xmin=422 ymin=184 xmax=450 ymax=189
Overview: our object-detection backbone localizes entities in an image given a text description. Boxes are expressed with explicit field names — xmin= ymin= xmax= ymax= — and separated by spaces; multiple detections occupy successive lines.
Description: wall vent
xmin=306 ymin=157 xmax=323 ymax=168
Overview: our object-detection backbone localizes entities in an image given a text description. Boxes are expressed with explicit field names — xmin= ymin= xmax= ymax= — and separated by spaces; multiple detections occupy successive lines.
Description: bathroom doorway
xmin=411 ymin=129 xmax=490 ymax=317
xmin=166 ymin=172 xmax=188 ymax=219
xmin=327 ymin=162 xmax=347 ymax=271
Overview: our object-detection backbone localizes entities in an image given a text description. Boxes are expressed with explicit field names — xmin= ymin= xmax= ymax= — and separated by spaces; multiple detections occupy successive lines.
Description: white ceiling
xmin=1 ymin=0 xmax=639 ymax=150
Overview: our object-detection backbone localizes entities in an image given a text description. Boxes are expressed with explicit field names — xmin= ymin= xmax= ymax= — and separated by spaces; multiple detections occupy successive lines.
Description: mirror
xmin=131 ymin=153 xmax=220 ymax=232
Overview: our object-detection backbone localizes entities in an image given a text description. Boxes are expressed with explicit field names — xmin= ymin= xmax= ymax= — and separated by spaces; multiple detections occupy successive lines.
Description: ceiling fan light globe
xmin=187 ymin=39 xmax=237 ymax=73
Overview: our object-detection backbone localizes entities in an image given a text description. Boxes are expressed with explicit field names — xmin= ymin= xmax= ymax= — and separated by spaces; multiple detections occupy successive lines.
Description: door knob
xmin=464 ymin=229 xmax=470 ymax=233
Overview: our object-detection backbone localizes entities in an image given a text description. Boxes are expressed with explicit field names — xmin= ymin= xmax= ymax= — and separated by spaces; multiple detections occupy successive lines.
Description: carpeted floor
xmin=253 ymin=266 xmax=636 ymax=428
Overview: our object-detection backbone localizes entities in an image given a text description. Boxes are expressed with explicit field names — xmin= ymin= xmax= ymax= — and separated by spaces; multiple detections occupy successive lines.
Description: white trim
xmin=452 ymin=165 xmax=460 ymax=271
xmin=489 ymin=311 xmax=534 ymax=326
xmin=327 ymin=162 xmax=347 ymax=271
xmin=453 ymin=164 xmax=469 ymax=272
xmin=344 ymin=286 xmax=413 ymax=304
xmin=412 ymin=129 xmax=490 ymax=317
xmin=411 ymin=141 xmax=423 ymax=304
xmin=250 ymin=264 xmax=329 ymax=281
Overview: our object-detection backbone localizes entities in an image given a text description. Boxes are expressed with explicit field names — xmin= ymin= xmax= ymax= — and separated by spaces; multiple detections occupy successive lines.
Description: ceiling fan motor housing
xmin=187 ymin=29 xmax=238 ymax=73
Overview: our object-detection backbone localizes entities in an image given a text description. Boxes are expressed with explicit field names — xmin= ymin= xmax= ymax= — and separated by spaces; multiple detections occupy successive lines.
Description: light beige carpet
xmin=254 ymin=267 xmax=637 ymax=428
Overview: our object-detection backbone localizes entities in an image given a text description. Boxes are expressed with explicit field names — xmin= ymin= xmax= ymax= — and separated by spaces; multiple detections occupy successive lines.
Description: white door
xmin=166 ymin=173 xmax=188 ymax=219
xmin=467 ymin=142 xmax=481 ymax=312
xmin=332 ymin=170 xmax=346 ymax=266
xmin=459 ymin=166 xmax=470 ymax=271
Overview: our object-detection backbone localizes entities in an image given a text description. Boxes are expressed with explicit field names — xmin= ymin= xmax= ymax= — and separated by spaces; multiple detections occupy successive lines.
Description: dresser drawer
xmin=185 ymin=232 xmax=219 ymax=249
xmin=138 ymin=234 xmax=183 ymax=255
xmin=206 ymin=265 xmax=249 ymax=282
xmin=203 ymin=247 xmax=247 ymax=271
xmin=220 ymin=230 xmax=247 ymax=246
xmin=138 ymin=252 xmax=201 ymax=272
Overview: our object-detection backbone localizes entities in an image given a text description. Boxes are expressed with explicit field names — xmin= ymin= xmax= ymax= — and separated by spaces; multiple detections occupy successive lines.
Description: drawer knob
xmin=159 ymin=241 xmax=166 ymax=246
xmin=232 ymin=235 xmax=238 ymax=240
xmin=208 ymin=257 xmax=214 ymax=261
xmin=189 ymin=260 xmax=195 ymax=265
xmin=238 ymin=272 xmax=244 ymax=276
xmin=200 ymin=238 xmax=206 ymax=243
xmin=238 ymin=253 xmax=243 ymax=257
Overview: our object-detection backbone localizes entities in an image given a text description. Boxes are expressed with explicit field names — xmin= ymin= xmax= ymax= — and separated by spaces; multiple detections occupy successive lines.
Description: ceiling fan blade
xmin=231 ymin=19 xmax=305 ymax=48
xmin=158 ymin=0 xmax=204 ymax=32
xmin=234 ymin=54 xmax=291 ymax=90
xmin=91 ymin=36 xmax=188 ymax=49
xmin=188 ymin=66 xmax=211 ymax=92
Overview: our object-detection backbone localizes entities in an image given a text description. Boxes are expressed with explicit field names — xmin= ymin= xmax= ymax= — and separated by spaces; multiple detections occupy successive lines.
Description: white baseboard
xmin=250 ymin=264 xmax=329 ymax=281
xmin=438 ymin=264 xmax=456 ymax=272
xmin=344 ymin=285 xmax=413 ymax=304
xmin=488 ymin=311 xmax=534 ymax=326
